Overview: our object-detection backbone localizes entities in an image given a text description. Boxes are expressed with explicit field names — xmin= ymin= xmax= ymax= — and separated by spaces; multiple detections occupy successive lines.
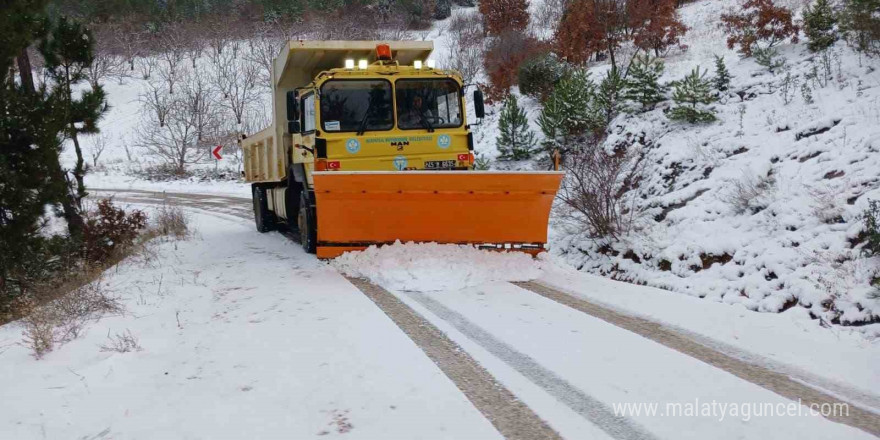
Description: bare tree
xmin=157 ymin=24 xmax=187 ymax=94
xmin=111 ymin=19 xmax=144 ymax=73
xmin=445 ymin=39 xmax=483 ymax=84
xmin=310 ymin=8 xmax=380 ymax=40
xmin=137 ymin=72 xmax=221 ymax=174
xmin=86 ymin=37 xmax=123 ymax=89
xmin=443 ymin=10 xmax=484 ymax=84
xmin=215 ymin=49 xmax=263 ymax=130
xmin=86 ymin=133 xmax=110 ymax=168
xmin=178 ymin=71 xmax=220 ymax=145
xmin=535 ymin=0 xmax=570 ymax=36
xmin=184 ymin=24 xmax=207 ymax=69
xmin=556 ymin=144 xmax=647 ymax=240
xmin=139 ymin=80 xmax=174 ymax=127
xmin=246 ymin=24 xmax=286 ymax=89
xmin=206 ymin=16 xmax=233 ymax=60
xmin=377 ymin=11 xmax=412 ymax=40
xmin=137 ymin=56 xmax=156 ymax=80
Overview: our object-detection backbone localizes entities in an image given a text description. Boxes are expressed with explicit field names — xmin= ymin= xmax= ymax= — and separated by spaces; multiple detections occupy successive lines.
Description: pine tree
xmin=596 ymin=66 xmax=625 ymax=124
xmin=668 ymin=67 xmax=717 ymax=123
xmin=40 ymin=16 xmax=108 ymax=218
xmin=1 ymin=0 xmax=71 ymax=302
xmin=840 ymin=0 xmax=878 ymax=56
xmin=538 ymin=69 xmax=604 ymax=158
xmin=713 ymin=55 xmax=731 ymax=92
xmin=496 ymin=95 xmax=537 ymax=161
xmin=803 ymin=0 xmax=838 ymax=52
xmin=623 ymin=54 xmax=666 ymax=110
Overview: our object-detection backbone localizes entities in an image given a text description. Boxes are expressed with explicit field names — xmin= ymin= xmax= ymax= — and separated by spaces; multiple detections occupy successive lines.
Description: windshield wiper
xmin=356 ymin=99 xmax=375 ymax=136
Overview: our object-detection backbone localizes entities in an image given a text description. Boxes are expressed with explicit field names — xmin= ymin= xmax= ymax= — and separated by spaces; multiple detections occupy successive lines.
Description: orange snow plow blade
xmin=313 ymin=171 xmax=564 ymax=259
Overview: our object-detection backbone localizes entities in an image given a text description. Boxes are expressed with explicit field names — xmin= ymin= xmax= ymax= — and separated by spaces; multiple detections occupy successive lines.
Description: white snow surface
xmin=0 ymin=210 xmax=502 ymax=440
xmin=331 ymin=241 xmax=542 ymax=292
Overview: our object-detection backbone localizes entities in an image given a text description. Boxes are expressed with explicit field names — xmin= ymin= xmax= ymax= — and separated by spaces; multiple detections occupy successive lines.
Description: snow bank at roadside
xmin=331 ymin=241 xmax=542 ymax=292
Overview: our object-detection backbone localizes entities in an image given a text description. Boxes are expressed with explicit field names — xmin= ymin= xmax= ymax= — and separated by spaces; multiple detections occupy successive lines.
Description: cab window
xmin=396 ymin=79 xmax=462 ymax=130
xmin=320 ymin=79 xmax=393 ymax=132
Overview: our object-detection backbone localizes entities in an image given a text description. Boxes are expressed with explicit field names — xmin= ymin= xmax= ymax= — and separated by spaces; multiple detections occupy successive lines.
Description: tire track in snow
xmin=399 ymin=289 xmax=659 ymax=440
xmin=513 ymin=280 xmax=880 ymax=437
xmin=345 ymin=277 xmax=563 ymax=440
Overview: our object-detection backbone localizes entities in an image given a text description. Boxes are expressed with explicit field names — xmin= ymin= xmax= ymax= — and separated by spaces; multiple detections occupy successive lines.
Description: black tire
xmin=298 ymin=190 xmax=317 ymax=254
xmin=285 ymin=167 xmax=303 ymax=229
xmin=252 ymin=184 xmax=276 ymax=233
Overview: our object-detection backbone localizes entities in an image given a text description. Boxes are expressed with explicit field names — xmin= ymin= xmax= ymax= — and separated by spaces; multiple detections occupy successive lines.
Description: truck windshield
xmin=320 ymin=79 xmax=393 ymax=132
xmin=396 ymin=79 xmax=462 ymax=130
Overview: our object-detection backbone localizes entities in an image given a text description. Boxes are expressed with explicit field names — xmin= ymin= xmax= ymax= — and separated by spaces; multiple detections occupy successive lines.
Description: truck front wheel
xmin=298 ymin=190 xmax=317 ymax=254
xmin=252 ymin=184 xmax=276 ymax=233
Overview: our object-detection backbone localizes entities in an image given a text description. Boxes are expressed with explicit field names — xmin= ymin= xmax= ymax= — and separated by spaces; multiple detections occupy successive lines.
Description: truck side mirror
xmin=288 ymin=121 xmax=301 ymax=134
xmin=286 ymin=91 xmax=299 ymax=123
xmin=473 ymin=90 xmax=485 ymax=119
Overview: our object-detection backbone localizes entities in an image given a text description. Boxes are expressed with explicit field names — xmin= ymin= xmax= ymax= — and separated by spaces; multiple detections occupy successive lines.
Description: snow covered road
xmin=2 ymin=188 xmax=876 ymax=439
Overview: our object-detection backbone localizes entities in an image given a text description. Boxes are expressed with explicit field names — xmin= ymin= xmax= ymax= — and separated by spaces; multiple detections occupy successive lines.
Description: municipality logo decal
xmin=345 ymin=138 xmax=361 ymax=154
xmin=393 ymin=156 xmax=408 ymax=170
xmin=437 ymin=134 xmax=451 ymax=149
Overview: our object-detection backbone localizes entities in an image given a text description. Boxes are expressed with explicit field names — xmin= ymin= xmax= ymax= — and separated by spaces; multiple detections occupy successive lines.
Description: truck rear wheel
xmin=298 ymin=190 xmax=317 ymax=254
xmin=252 ymin=184 xmax=276 ymax=233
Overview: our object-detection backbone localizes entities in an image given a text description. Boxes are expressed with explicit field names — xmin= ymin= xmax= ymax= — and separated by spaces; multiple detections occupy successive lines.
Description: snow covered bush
xmin=18 ymin=273 xmax=123 ymax=359
xmin=496 ymin=95 xmax=537 ymax=160
xmin=518 ymin=52 xmax=567 ymax=101
xmin=82 ymin=199 xmax=148 ymax=265
xmin=155 ymin=201 xmax=190 ymax=240
xmin=753 ymin=47 xmax=786 ymax=73
xmin=100 ymin=329 xmax=142 ymax=353
xmin=724 ymin=169 xmax=776 ymax=215
xmin=667 ymin=67 xmax=717 ymax=123
xmin=720 ymin=0 xmax=800 ymax=57
xmin=556 ymin=144 xmax=646 ymax=240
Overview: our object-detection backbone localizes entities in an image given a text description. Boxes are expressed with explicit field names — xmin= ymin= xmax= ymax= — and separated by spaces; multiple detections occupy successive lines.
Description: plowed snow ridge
xmin=331 ymin=241 xmax=542 ymax=292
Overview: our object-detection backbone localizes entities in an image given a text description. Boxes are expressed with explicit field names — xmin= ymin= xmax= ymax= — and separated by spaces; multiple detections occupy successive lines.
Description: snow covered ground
xmin=333 ymin=243 xmax=877 ymax=439
xmin=0 ymin=211 xmax=501 ymax=439
xmin=4 ymin=200 xmax=877 ymax=438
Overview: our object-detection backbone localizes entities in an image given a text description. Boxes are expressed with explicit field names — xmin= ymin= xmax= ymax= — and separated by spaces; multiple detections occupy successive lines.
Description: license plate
xmin=424 ymin=160 xmax=456 ymax=170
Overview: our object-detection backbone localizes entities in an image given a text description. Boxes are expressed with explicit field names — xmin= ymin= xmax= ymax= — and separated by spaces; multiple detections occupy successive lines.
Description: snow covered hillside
xmin=467 ymin=0 xmax=880 ymax=328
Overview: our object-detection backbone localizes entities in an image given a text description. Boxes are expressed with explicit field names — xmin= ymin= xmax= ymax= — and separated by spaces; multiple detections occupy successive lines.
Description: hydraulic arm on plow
xmin=241 ymin=40 xmax=562 ymax=258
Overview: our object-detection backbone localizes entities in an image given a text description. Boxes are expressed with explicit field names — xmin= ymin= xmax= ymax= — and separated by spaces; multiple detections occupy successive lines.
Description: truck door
xmin=294 ymin=91 xmax=317 ymax=186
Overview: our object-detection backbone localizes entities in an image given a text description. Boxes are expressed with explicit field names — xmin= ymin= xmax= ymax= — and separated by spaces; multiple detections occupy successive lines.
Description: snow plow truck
xmin=241 ymin=40 xmax=563 ymax=258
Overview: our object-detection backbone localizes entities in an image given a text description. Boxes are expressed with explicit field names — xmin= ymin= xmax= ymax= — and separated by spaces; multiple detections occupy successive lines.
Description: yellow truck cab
xmin=242 ymin=41 xmax=561 ymax=258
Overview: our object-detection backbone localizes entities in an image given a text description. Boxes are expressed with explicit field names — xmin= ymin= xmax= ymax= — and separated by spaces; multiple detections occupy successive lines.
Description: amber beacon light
xmin=376 ymin=44 xmax=392 ymax=61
